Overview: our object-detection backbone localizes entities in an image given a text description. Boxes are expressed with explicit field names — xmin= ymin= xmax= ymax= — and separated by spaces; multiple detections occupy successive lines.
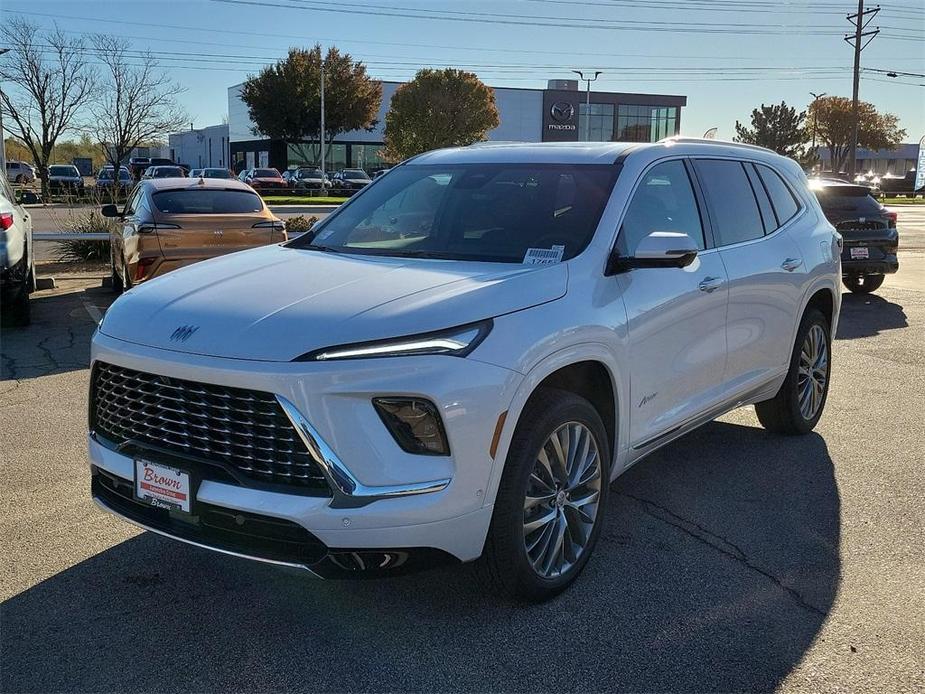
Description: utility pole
xmin=320 ymin=62 xmax=326 ymax=176
xmin=572 ymin=70 xmax=602 ymax=141
xmin=845 ymin=0 xmax=879 ymax=177
xmin=809 ymin=91 xmax=827 ymax=169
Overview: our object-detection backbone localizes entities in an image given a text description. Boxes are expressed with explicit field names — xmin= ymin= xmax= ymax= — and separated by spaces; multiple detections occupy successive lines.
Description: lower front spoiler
xmin=91 ymin=466 xmax=458 ymax=579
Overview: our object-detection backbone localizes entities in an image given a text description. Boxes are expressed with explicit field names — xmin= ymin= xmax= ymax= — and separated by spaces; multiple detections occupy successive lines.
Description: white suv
xmin=88 ymin=140 xmax=841 ymax=600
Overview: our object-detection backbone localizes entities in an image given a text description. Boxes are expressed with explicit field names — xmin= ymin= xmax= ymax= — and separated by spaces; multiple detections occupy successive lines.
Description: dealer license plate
xmin=135 ymin=459 xmax=191 ymax=513
xmin=850 ymin=247 xmax=869 ymax=259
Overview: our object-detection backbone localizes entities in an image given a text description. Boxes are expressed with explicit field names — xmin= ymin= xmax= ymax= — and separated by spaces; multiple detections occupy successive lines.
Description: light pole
xmin=572 ymin=70 xmax=602 ymax=141
xmin=809 ymin=91 xmax=827 ymax=170
xmin=0 ymin=48 xmax=9 ymax=173
xmin=320 ymin=61 xmax=326 ymax=176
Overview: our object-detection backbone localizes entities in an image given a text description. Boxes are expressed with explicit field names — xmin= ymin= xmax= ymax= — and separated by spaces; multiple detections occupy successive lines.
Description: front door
xmin=615 ymin=159 xmax=729 ymax=449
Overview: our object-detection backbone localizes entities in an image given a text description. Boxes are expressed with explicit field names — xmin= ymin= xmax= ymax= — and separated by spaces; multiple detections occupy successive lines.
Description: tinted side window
xmin=757 ymin=164 xmax=800 ymax=225
xmin=744 ymin=163 xmax=776 ymax=234
xmin=693 ymin=159 xmax=764 ymax=246
xmin=619 ymin=160 xmax=705 ymax=254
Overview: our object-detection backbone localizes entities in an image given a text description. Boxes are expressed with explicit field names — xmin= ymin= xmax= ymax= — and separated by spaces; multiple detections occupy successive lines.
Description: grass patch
xmin=261 ymin=196 xmax=347 ymax=205
xmin=879 ymin=196 xmax=924 ymax=205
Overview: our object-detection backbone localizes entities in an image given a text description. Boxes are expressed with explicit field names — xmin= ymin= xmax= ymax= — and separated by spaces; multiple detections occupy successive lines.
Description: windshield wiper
xmin=298 ymin=243 xmax=341 ymax=253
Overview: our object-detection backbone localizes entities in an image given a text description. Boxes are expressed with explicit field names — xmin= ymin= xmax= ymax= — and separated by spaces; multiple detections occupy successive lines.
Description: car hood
xmin=99 ymin=244 xmax=568 ymax=361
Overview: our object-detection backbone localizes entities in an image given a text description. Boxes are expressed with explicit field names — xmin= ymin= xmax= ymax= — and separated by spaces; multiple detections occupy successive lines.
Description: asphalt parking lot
xmin=2 ymin=216 xmax=923 ymax=692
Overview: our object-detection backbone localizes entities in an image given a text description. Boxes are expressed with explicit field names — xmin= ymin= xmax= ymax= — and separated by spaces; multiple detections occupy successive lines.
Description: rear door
xmin=692 ymin=158 xmax=806 ymax=392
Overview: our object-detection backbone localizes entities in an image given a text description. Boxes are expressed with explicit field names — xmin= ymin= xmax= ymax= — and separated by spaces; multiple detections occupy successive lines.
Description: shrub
xmin=54 ymin=210 xmax=116 ymax=262
xmin=285 ymin=215 xmax=318 ymax=235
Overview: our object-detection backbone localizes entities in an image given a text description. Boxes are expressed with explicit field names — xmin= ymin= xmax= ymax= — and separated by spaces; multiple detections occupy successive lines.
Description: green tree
xmin=734 ymin=101 xmax=810 ymax=164
xmin=239 ymin=45 xmax=381 ymax=166
xmin=808 ymin=96 xmax=906 ymax=173
xmin=383 ymin=69 xmax=500 ymax=161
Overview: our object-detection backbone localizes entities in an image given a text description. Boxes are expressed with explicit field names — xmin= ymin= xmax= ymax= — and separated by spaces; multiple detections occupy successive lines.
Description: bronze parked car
xmin=101 ymin=177 xmax=286 ymax=291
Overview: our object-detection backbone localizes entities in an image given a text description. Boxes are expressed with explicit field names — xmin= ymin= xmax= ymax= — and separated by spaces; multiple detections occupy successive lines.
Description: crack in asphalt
xmin=617 ymin=491 xmax=826 ymax=617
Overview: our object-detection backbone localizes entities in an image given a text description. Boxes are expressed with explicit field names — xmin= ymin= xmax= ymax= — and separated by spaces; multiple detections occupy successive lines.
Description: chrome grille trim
xmin=90 ymin=361 xmax=329 ymax=492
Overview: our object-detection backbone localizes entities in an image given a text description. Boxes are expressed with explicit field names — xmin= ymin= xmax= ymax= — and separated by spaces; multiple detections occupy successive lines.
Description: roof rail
xmin=657 ymin=136 xmax=775 ymax=155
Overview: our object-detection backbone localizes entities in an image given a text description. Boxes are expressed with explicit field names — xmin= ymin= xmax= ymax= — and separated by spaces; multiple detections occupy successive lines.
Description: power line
xmin=208 ymin=0 xmax=919 ymax=39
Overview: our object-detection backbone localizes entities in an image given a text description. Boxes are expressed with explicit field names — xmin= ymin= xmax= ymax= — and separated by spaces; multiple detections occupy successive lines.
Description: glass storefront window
xmin=616 ymin=105 xmax=679 ymax=142
xmin=577 ymin=103 xmax=615 ymax=142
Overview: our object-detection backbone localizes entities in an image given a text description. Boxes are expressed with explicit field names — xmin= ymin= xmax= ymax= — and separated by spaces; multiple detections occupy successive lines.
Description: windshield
xmin=297 ymin=163 xmax=618 ymax=263
xmin=153 ymin=167 xmax=184 ymax=178
xmin=202 ymin=169 xmax=233 ymax=178
xmin=254 ymin=168 xmax=280 ymax=178
xmin=152 ymin=189 xmax=263 ymax=214
xmin=50 ymin=166 xmax=78 ymax=176
xmin=300 ymin=169 xmax=323 ymax=177
xmin=343 ymin=169 xmax=369 ymax=179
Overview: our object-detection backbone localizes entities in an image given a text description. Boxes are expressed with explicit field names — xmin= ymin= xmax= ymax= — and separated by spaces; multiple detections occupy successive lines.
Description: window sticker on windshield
xmin=523 ymin=245 xmax=565 ymax=265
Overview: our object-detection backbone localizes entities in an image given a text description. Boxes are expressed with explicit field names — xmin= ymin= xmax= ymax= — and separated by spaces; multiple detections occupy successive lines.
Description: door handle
xmin=781 ymin=257 xmax=802 ymax=272
xmin=698 ymin=276 xmax=724 ymax=293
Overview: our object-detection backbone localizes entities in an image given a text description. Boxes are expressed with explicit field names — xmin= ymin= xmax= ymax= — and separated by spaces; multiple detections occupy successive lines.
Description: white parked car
xmin=0 ymin=171 xmax=35 ymax=325
xmin=5 ymin=160 xmax=36 ymax=184
xmin=88 ymin=140 xmax=841 ymax=600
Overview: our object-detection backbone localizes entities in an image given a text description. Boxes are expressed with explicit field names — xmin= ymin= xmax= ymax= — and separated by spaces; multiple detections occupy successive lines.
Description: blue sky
xmin=5 ymin=0 xmax=924 ymax=142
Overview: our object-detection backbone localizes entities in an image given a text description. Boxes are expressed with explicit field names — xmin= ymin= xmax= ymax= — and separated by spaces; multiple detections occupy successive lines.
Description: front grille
xmin=91 ymin=362 xmax=330 ymax=493
xmin=835 ymin=219 xmax=886 ymax=231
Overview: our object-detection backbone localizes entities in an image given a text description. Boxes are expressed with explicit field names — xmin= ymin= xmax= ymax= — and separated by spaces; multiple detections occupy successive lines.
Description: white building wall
xmin=228 ymin=81 xmax=543 ymax=144
xmin=168 ymin=124 xmax=230 ymax=169
xmin=487 ymin=88 xmax=543 ymax=141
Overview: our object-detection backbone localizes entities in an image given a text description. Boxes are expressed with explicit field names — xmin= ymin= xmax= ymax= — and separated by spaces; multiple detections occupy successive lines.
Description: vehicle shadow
xmin=836 ymin=292 xmax=908 ymax=340
xmin=0 ymin=282 xmax=114 ymax=380
xmin=1 ymin=420 xmax=839 ymax=693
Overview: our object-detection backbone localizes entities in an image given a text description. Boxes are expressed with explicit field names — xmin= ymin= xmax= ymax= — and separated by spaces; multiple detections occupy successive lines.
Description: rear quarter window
xmin=756 ymin=164 xmax=800 ymax=225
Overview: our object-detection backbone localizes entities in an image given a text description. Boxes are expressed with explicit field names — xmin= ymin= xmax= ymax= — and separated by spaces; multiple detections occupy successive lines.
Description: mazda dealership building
xmin=228 ymin=78 xmax=687 ymax=173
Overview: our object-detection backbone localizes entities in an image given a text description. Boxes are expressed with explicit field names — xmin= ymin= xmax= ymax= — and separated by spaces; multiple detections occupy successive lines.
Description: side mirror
xmin=606 ymin=231 xmax=699 ymax=275
xmin=100 ymin=204 xmax=121 ymax=218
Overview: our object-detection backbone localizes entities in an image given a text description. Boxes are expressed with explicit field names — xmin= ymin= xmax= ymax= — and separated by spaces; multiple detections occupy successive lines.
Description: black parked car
xmin=48 ymin=164 xmax=85 ymax=194
xmin=812 ymin=180 xmax=898 ymax=294
xmin=291 ymin=167 xmax=330 ymax=191
xmin=331 ymin=168 xmax=371 ymax=190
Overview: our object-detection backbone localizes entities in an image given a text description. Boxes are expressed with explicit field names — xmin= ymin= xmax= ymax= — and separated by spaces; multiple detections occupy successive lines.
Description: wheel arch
xmin=795 ymin=277 xmax=840 ymax=345
xmin=483 ymin=344 xmax=624 ymax=508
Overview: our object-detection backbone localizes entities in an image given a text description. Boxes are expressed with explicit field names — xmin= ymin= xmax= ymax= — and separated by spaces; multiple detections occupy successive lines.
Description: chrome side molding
xmin=276 ymin=395 xmax=452 ymax=509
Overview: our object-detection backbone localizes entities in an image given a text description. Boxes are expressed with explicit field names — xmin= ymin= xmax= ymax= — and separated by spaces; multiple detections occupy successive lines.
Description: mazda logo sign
xmin=169 ymin=325 xmax=200 ymax=343
xmin=550 ymin=102 xmax=575 ymax=123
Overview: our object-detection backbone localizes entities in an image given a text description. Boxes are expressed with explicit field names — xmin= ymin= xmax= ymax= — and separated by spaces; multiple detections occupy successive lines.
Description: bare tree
xmin=90 ymin=34 xmax=186 ymax=180
xmin=0 ymin=18 xmax=96 ymax=197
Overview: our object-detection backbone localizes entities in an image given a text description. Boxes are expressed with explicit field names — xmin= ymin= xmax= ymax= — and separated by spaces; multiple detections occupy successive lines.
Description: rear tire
xmin=110 ymin=251 xmax=125 ymax=294
xmin=7 ymin=286 xmax=31 ymax=327
xmin=843 ymin=274 xmax=884 ymax=294
xmin=475 ymin=387 xmax=610 ymax=602
xmin=756 ymin=308 xmax=830 ymax=435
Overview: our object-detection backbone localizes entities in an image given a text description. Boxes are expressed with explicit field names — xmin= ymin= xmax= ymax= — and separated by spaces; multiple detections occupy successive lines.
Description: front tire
xmin=476 ymin=388 xmax=610 ymax=602
xmin=755 ymin=308 xmax=831 ymax=435
xmin=843 ymin=274 xmax=884 ymax=294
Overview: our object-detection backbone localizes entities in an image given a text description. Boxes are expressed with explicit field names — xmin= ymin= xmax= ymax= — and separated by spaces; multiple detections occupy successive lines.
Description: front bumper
xmin=88 ymin=331 xmax=521 ymax=566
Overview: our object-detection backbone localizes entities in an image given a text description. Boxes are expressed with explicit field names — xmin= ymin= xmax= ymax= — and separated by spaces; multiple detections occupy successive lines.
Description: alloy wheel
xmin=523 ymin=422 xmax=602 ymax=579
xmin=797 ymin=323 xmax=828 ymax=420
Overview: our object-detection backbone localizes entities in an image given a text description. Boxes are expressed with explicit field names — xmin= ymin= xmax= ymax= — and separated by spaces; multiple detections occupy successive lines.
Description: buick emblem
xmin=550 ymin=102 xmax=575 ymax=123
xmin=213 ymin=229 xmax=224 ymax=236
xmin=169 ymin=325 xmax=199 ymax=343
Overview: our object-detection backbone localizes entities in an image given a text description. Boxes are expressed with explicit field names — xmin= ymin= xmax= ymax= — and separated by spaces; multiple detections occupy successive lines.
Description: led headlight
xmin=296 ymin=320 xmax=492 ymax=362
